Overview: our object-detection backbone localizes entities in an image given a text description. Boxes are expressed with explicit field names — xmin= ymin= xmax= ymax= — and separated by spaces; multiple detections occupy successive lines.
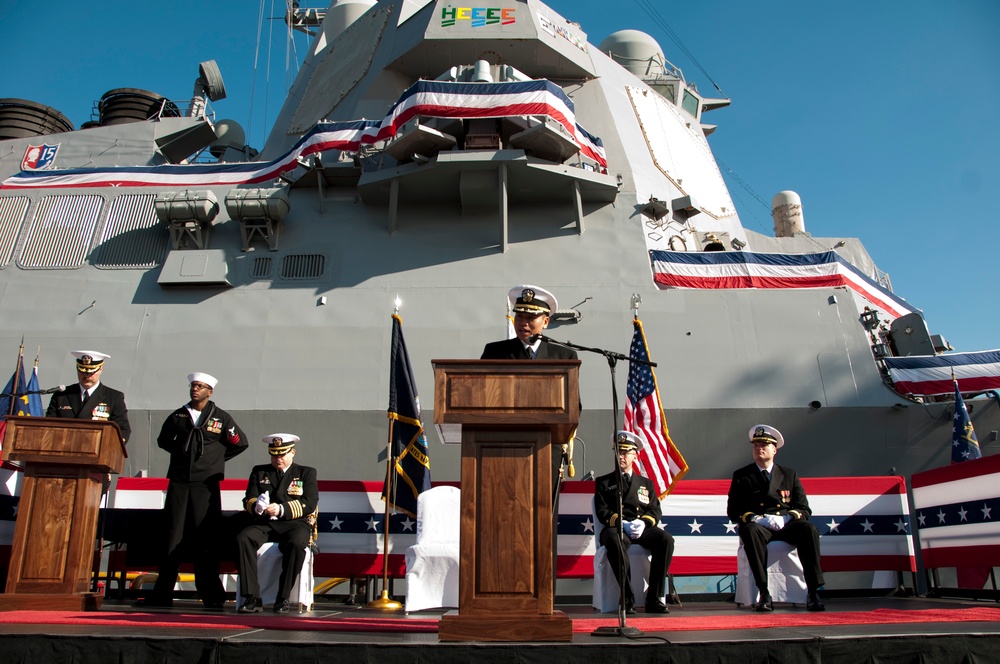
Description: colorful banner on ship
xmin=883 ymin=349 xmax=1000 ymax=396
xmin=1 ymin=80 xmax=606 ymax=191
xmin=649 ymin=249 xmax=918 ymax=320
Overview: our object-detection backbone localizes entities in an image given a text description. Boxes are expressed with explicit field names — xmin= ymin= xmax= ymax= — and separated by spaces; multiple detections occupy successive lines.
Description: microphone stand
xmin=537 ymin=335 xmax=655 ymax=638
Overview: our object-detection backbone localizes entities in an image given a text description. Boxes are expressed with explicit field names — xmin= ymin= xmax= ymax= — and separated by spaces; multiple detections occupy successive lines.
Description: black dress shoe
xmin=135 ymin=597 xmax=173 ymax=609
xmin=644 ymin=600 xmax=670 ymax=614
xmin=238 ymin=596 xmax=262 ymax=614
xmin=753 ymin=591 xmax=773 ymax=612
xmin=273 ymin=598 xmax=290 ymax=614
xmin=806 ymin=590 xmax=825 ymax=612
xmin=622 ymin=599 xmax=636 ymax=615
xmin=202 ymin=599 xmax=225 ymax=611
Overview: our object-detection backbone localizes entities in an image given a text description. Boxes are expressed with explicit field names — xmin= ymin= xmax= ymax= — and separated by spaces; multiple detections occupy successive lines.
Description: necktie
xmin=762 ymin=469 xmax=770 ymax=483
xmin=622 ymin=474 xmax=630 ymax=492
xmin=277 ymin=469 xmax=285 ymax=482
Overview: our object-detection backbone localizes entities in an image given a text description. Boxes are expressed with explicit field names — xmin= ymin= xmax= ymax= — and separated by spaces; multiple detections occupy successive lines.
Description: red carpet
xmin=575 ymin=607 xmax=1000 ymax=633
xmin=1 ymin=607 xmax=998 ymax=634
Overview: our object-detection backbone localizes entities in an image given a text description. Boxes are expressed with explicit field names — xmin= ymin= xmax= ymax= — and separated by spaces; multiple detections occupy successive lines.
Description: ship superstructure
xmin=0 ymin=0 xmax=996 ymax=486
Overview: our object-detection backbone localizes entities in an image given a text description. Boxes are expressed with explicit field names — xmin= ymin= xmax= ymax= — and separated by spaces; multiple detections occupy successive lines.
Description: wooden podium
xmin=432 ymin=359 xmax=579 ymax=642
xmin=0 ymin=416 xmax=126 ymax=611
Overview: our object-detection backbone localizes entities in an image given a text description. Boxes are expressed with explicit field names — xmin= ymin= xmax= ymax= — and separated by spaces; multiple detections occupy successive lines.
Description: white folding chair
xmin=404 ymin=485 xmax=460 ymax=612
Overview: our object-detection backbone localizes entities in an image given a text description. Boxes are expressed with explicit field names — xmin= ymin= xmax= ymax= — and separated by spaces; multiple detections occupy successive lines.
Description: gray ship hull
xmin=1 ymin=0 xmax=995 ymax=488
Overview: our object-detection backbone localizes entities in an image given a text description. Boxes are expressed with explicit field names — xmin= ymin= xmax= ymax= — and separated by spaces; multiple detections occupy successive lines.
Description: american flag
xmin=624 ymin=318 xmax=688 ymax=498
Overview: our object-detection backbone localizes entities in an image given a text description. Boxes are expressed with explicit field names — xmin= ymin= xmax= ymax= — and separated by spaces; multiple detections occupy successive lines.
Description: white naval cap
xmin=72 ymin=350 xmax=110 ymax=373
xmin=263 ymin=433 xmax=299 ymax=456
xmin=508 ymin=284 xmax=557 ymax=316
xmin=613 ymin=430 xmax=643 ymax=452
xmin=187 ymin=372 xmax=219 ymax=389
xmin=748 ymin=424 xmax=784 ymax=449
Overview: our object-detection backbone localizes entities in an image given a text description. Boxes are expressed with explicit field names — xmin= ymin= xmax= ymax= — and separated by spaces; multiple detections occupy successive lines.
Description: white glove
xmin=628 ymin=518 xmax=646 ymax=540
xmin=254 ymin=491 xmax=270 ymax=515
xmin=753 ymin=515 xmax=769 ymax=528
xmin=769 ymin=514 xmax=791 ymax=530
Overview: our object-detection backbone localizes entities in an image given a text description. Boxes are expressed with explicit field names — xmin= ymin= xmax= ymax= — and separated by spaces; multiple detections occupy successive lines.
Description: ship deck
xmin=2 ymin=595 xmax=998 ymax=663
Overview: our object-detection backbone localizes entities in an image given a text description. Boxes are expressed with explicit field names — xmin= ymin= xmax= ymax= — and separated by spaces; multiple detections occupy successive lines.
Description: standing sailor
xmin=139 ymin=372 xmax=248 ymax=610
xmin=46 ymin=350 xmax=131 ymax=443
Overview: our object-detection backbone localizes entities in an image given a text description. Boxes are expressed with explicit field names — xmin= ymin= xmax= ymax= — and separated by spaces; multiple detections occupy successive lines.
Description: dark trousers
xmin=237 ymin=520 xmax=311 ymax=600
xmin=151 ymin=479 xmax=226 ymax=603
xmin=738 ymin=519 xmax=825 ymax=592
xmin=599 ymin=524 xmax=674 ymax=605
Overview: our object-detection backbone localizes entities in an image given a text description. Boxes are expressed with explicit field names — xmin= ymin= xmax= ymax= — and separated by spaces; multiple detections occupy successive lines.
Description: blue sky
xmin=2 ymin=0 xmax=997 ymax=352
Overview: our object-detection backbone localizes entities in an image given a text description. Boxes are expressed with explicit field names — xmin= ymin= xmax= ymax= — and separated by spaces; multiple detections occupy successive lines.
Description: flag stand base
xmin=366 ymin=590 xmax=402 ymax=610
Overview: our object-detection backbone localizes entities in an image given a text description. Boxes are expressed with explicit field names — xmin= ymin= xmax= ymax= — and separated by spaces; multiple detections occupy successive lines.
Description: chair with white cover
xmin=591 ymin=497 xmax=665 ymax=612
xmin=237 ymin=543 xmax=315 ymax=611
xmin=236 ymin=508 xmax=318 ymax=612
xmin=404 ymin=485 xmax=461 ymax=612
xmin=735 ymin=539 xmax=808 ymax=607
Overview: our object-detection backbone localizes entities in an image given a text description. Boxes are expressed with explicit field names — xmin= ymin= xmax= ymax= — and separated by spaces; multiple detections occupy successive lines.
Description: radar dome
xmin=210 ymin=119 xmax=246 ymax=158
xmin=598 ymin=30 xmax=666 ymax=77
xmin=771 ymin=190 xmax=805 ymax=237
xmin=327 ymin=0 xmax=378 ymax=38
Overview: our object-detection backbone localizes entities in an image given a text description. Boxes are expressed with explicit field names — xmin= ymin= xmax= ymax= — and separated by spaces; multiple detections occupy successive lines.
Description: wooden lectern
xmin=0 ymin=416 xmax=126 ymax=611
xmin=432 ymin=359 xmax=579 ymax=642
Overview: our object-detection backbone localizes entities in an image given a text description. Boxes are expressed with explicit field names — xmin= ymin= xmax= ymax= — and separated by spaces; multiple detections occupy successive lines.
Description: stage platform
xmin=1 ymin=596 xmax=999 ymax=663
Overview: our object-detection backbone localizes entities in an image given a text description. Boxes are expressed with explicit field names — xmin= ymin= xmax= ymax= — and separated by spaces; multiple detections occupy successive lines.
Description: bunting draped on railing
xmin=883 ymin=350 xmax=1000 ymax=396
xmin=1 ymin=80 xmax=606 ymax=191
xmin=649 ymin=249 xmax=917 ymax=320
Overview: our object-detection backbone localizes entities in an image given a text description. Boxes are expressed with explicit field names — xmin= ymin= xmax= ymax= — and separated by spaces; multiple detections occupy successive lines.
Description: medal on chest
xmin=288 ymin=479 xmax=303 ymax=496
xmin=90 ymin=403 xmax=110 ymax=421
xmin=637 ymin=486 xmax=650 ymax=505
xmin=205 ymin=417 xmax=223 ymax=434
xmin=780 ymin=489 xmax=790 ymax=504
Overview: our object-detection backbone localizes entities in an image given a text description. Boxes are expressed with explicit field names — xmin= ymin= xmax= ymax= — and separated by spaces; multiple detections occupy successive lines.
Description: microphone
xmin=0 ymin=385 xmax=64 ymax=398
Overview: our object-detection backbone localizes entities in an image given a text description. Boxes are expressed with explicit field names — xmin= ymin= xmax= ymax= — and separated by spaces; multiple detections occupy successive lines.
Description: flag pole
xmin=7 ymin=340 xmax=25 ymax=417
xmin=368 ymin=419 xmax=402 ymax=610
xmin=369 ymin=300 xmax=403 ymax=610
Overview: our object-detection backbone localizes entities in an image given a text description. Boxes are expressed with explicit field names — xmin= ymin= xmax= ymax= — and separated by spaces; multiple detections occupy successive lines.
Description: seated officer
xmin=237 ymin=433 xmax=319 ymax=614
xmin=726 ymin=424 xmax=825 ymax=612
xmin=594 ymin=431 xmax=674 ymax=614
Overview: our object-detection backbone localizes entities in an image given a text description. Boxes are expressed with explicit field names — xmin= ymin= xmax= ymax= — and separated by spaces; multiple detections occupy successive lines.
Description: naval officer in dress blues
xmin=726 ymin=424 xmax=826 ymax=612
xmin=480 ymin=285 xmax=578 ymax=362
xmin=237 ymin=433 xmax=319 ymax=614
xmin=481 ymin=285 xmax=580 ymax=595
xmin=46 ymin=350 xmax=131 ymax=443
xmin=594 ymin=431 xmax=674 ymax=614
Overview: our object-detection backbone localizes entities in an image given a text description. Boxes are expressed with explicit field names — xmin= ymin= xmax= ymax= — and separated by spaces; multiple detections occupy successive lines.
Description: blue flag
xmin=22 ymin=366 xmax=44 ymax=417
xmin=382 ymin=313 xmax=431 ymax=517
xmin=951 ymin=378 xmax=981 ymax=463
xmin=0 ymin=363 xmax=28 ymax=419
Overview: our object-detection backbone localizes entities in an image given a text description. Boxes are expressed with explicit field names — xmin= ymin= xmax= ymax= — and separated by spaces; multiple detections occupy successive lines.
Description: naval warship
xmin=1 ymin=0 xmax=997 ymax=491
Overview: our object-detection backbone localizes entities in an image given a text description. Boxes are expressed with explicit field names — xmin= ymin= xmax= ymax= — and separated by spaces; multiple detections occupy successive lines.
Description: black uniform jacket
xmin=726 ymin=462 xmax=812 ymax=525
xmin=595 ymin=470 xmax=662 ymax=529
xmin=46 ymin=383 xmax=131 ymax=443
xmin=157 ymin=401 xmax=248 ymax=482
xmin=242 ymin=462 xmax=319 ymax=522
xmin=480 ymin=337 xmax=578 ymax=360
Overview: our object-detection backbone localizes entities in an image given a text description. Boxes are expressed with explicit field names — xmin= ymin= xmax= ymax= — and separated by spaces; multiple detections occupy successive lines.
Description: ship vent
xmin=249 ymin=256 xmax=273 ymax=280
xmin=0 ymin=196 xmax=31 ymax=268
xmin=94 ymin=194 xmax=168 ymax=269
xmin=17 ymin=194 xmax=103 ymax=269
xmin=280 ymin=254 xmax=325 ymax=280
